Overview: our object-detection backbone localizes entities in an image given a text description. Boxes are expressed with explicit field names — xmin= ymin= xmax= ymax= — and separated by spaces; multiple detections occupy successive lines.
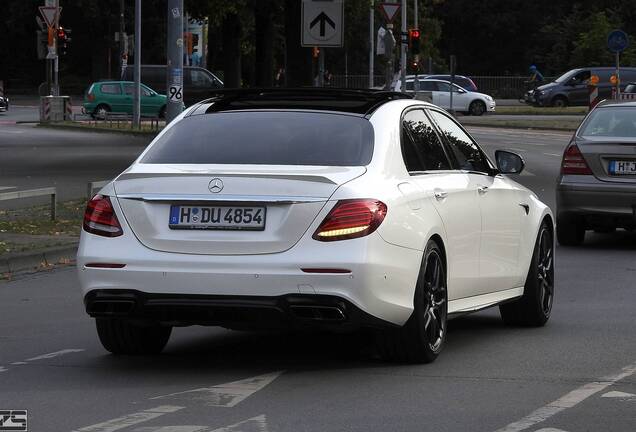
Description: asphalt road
xmin=1 ymin=126 xmax=636 ymax=431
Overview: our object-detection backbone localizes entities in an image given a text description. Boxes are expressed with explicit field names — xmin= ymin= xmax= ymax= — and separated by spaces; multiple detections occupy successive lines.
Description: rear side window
xmin=100 ymin=84 xmax=121 ymax=95
xmin=141 ymin=111 xmax=374 ymax=166
xmin=579 ymin=107 xmax=636 ymax=138
xmin=401 ymin=109 xmax=451 ymax=172
xmin=428 ymin=110 xmax=491 ymax=173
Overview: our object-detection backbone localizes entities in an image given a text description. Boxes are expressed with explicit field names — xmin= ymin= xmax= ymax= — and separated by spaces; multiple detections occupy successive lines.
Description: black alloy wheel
xmin=376 ymin=240 xmax=448 ymax=363
xmin=500 ymin=222 xmax=554 ymax=326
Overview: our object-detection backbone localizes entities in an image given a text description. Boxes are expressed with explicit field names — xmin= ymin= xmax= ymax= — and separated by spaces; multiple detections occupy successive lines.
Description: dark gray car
xmin=556 ymin=100 xmax=636 ymax=245
xmin=534 ymin=67 xmax=636 ymax=107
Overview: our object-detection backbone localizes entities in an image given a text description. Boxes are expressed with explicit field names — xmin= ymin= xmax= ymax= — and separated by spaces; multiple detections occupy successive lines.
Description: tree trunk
xmin=254 ymin=0 xmax=275 ymax=86
xmin=284 ymin=0 xmax=312 ymax=87
xmin=222 ymin=13 xmax=242 ymax=88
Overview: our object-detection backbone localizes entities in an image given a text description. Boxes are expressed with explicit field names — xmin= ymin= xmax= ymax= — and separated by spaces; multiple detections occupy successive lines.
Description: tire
xmin=469 ymin=100 xmax=486 ymax=116
xmin=376 ymin=240 xmax=448 ymax=363
xmin=96 ymin=318 xmax=172 ymax=355
xmin=551 ymin=96 xmax=568 ymax=108
xmin=500 ymin=222 xmax=554 ymax=326
xmin=93 ymin=104 xmax=110 ymax=120
xmin=556 ymin=214 xmax=585 ymax=246
xmin=159 ymin=105 xmax=166 ymax=119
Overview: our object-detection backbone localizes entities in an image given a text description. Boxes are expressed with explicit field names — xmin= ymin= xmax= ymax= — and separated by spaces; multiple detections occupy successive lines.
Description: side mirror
xmin=495 ymin=150 xmax=524 ymax=174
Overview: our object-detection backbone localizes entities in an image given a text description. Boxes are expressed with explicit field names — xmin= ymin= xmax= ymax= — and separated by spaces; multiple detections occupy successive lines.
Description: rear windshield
xmin=141 ymin=111 xmax=374 ymax=166
xmin=579 ymin=106 xmax=636 ymax=138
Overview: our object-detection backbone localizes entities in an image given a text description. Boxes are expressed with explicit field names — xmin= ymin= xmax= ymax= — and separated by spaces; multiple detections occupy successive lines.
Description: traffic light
xmin=408 ymin=29 xmax=421 ymax=55
xmin=57 ymin=27 xmax=72 ymax=55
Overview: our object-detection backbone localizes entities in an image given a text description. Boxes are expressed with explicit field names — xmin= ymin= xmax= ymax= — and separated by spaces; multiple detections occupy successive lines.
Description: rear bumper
xmin=557 ymin=176 xmax=636 ymax=227
xmin=84 ymin=289 xmax=395 ymax=330
xmin=77 ymin=228 xmax=423 ymax=327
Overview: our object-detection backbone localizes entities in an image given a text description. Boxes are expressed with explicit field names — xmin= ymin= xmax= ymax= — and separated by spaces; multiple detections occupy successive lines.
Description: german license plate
xmin=169 ymin=205 xmax=266 ymax=230
xmin=608 ymin=160 xmax=636 ymax=175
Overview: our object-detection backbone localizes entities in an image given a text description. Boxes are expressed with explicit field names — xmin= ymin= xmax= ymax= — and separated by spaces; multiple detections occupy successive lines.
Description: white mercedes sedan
xmin=78 ymin=89 xmax=554 ymax=363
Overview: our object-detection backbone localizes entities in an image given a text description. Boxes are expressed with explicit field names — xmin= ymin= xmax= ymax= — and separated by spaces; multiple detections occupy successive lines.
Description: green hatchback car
xmin=83 ymin=81 xmax=167 ymax=119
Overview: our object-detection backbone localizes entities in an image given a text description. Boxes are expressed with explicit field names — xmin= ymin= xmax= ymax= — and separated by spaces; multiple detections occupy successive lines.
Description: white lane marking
xmin=543 ymin=153 xmax=562 ymax=157
xmin=0 ymin=129 xmax=24 ymax=134
xmin=152 ymin=371 xmax=283 ymax=408
xmin=519 ymin=170 xmax=536 ymax=177
xmin=601 ymin=390 xmax=636 ymax=399
xmin=494 ymin=361 xmax=636 ymax=432
xmin=534 ymin=429 xmax=570 ymax=432
xmin=0 ymin=366 xmax=7 ymax=373
xmin=73 ymin=405 xmax=184 ymax=432
xmin=209 ymin=414 xmax=268 ymax=432
xmin=0 ymin=186 xmax=15 ymax=191
xmin=11 ymin=362 xmax=27 ymax=365
xmin=133 ymin=427 xmax=207 ymax=432
xmin=26 ymin=348 xmax=84 ymax=362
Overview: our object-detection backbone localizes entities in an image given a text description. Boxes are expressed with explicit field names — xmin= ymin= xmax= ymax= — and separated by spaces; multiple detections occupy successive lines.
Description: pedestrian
xmin=191 ymin=48 xmax=201 ymax=67
xmin=323 ymin=69 xmax=333 ymax=86
xmin=275 ymin=67 xmax=285 ymax=86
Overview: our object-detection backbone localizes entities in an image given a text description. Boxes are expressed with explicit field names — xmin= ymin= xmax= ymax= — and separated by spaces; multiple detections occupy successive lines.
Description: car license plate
xmin=608 ymin=160 xmax=636 ymax=175
xmin=169 ymin=205 xmax=266 ymax=230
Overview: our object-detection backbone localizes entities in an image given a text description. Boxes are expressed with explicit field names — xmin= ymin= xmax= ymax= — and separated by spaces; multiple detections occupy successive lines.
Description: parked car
xmin=83 ymin=81 xmax=167 ymax=119
xmin=624 ymin=82 xmax=636 ymax=94
xmin=78 ymin=89 xmax=553 ymax=363
xmin=556 ymin=100 xmax=636 ymax=245
xmin=532 ymin=67 xmax=636 ymax=107
xmin=396 ymin=79 xmax=495 ymax=115
xmin=422 ymin=74 xmax=478 ymax=92
xmin=0 ymin=95 xmax=8 ymax=112
xmin=123 ymin=65 xmax=224 ymax=106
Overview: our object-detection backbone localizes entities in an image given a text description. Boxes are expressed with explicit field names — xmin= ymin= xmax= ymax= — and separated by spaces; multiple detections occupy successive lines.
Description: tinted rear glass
xmin=141 ymin=111 xmax=374 ymax=166
xmin=579 ymin=107 xmax=636 ymax=138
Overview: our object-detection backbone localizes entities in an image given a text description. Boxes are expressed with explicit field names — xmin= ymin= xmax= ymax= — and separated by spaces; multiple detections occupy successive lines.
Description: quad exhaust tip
xmin=289 ymin=305 xmax=346 ymax=321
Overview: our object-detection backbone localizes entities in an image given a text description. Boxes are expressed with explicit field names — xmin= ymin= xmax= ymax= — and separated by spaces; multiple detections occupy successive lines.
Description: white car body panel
xmin=79 ymin=98 xmax=552 ymax=327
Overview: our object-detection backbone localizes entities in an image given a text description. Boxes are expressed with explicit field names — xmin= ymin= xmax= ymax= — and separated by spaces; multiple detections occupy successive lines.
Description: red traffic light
xmin=409 ymin=29 xmax=420 ymax=39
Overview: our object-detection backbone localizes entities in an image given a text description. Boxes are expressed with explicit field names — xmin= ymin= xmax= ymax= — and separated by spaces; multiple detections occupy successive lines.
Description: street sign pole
xmin=400 ymin=0 xmax=407 ymax=92
xmin=167 ymin=0 xmax=184 ymax=123
xmin=319 ymin=48 xmax=325 ymax=87
xmin=607 ymin=29 xmax=629 ymax=100
xmin=53 ymin=0 xmax=59 ymax=96
xmin=369 ymin=0 xmax=374 ymax=88
xmin=133 ymin=0 xmax=141 ymax=128
xmin=616 ymin=52 xmax=621 ymax=99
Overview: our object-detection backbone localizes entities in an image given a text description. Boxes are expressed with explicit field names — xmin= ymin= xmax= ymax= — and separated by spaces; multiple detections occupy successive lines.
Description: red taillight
xmin=313 ymin=199 xmax=387 ymax=242
xmin=561 ymin=144 xmax=592 ymax=175
xmin=87 ymin=92 xmax=95 ymax=102
xmin=83 ymin=195 xmax=123 ymax=237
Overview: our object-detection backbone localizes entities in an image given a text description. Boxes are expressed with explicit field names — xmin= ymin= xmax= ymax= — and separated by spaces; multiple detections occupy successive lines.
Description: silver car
xmin=557 ymin=100 xmax=636 ymax=245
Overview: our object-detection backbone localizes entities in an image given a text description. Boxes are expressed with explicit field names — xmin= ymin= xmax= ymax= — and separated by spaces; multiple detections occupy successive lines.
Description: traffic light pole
xmin=53 ymin=0 xmax=60 ymax=96
xmin=132 ymin=0 xmax=141 ymax=128
xmin=400 ymin=0 xmax=407 ymax=92
xmin=369 ymin=0 xmax=374 ymax=89
xmin=166 ymin=0 xmax=184 ymax=123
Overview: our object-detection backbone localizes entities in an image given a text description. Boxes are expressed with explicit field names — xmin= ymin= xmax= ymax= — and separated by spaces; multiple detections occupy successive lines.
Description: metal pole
xmin=384 ymin=24 xmax=394 ymax=90
xmin=414 ymin=0 xmax=418 ymax=28
xmin=369 ymin=0 xmax=374 ymax=88
xmin=449 ymin=54 xmax=456 ymax=114
xmin=53 ymin=0 xmax=60 ymax=96
xmin=119 ymin=0 xmax=125 ymax=79
xmin=167 ymin=0 xmax=184 ymax=123
xmin=616 ymin=52 xmax=621 ymax=99
xmin=318 ymin=48 xmax=325 ymax=87
xmin=400 ymin=0 xmax=407 ymax=92
xmin=133 ymin=0 xmax=141 ymax=128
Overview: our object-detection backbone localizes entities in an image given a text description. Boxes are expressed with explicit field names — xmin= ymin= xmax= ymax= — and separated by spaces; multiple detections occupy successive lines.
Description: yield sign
xmin=38 ymin=6 xmax=60 ymax=28
xmin=379 ymin=2 xmax=400 ymax=23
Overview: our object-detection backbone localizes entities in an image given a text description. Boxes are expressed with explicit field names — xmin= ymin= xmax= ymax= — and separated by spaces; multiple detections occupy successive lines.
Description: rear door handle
xmin=434 ymin=190 xmax=448 ymax=201
xmin=477 ymin=186 xmax=489 ymax=195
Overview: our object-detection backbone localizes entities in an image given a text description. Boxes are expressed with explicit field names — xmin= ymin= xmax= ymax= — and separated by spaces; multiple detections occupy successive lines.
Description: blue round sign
xmin=607 ymin=29 xmax=629 ymax=53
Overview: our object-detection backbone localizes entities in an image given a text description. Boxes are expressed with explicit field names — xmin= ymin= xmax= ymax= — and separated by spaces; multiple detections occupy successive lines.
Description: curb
xmin=0 ymin=244 xmax=78 ymax=275
xmin=36 ymin=122 xmax=160 ymax=136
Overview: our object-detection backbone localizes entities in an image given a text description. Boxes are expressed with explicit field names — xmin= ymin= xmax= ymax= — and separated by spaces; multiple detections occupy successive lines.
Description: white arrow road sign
xmin=151 ymin=371 xmax=283 ymax=407
xmin=209 ymin=415 xmax=269 ymax=432
xmin=302 ymin=0 xmax=344 ymax=47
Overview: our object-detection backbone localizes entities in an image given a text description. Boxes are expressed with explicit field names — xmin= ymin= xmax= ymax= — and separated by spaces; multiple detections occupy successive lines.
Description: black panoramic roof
xmin=188 ymin=88 xmax=412 ymax=116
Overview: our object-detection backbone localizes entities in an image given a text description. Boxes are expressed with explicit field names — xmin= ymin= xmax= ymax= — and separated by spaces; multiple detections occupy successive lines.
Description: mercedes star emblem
xmin=208 ymin=178 xmax=224 ymax=193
